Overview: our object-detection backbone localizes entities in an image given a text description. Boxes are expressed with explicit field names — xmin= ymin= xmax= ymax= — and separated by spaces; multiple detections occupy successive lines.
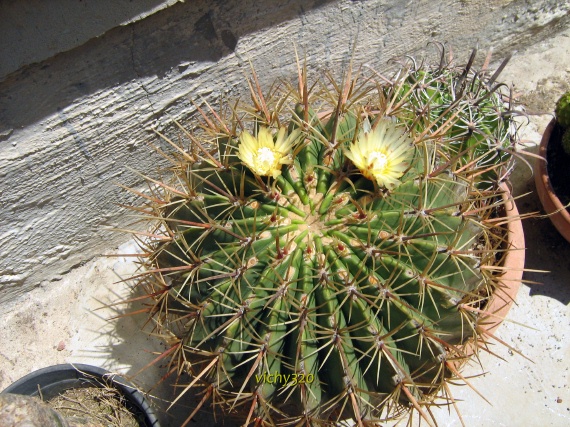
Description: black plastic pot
xmin=1 ymin=363 xmax=160 ymax=427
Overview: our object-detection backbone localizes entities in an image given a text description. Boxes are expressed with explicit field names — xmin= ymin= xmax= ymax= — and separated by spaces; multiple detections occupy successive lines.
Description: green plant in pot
xmin=556 ymin=92 xmax=570 ymax=151
xmin=534 ymin=90 xmax=570 ymax=242
xmin=1 ymin=364 xmax=159 ymax=427
xmin=121 ymin=47 xmax=526 ymax=426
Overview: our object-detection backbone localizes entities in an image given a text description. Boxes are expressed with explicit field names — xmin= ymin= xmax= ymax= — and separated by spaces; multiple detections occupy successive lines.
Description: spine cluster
xmin=127 ymin=52 xmax=516 ymax=426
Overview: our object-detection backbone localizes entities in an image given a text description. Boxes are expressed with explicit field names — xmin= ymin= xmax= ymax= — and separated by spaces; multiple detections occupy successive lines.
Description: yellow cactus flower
xmin=345 ymin=119 xmax=413 ymax=189
xmin=238 ymin=126 xmax=299 ymax=178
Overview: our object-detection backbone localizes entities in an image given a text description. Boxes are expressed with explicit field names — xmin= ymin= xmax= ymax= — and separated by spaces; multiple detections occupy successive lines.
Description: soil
xmin=48 ymin=386 xmax=142 ymax=427
xmin=546 ymin=122 xmax=570 ymax=209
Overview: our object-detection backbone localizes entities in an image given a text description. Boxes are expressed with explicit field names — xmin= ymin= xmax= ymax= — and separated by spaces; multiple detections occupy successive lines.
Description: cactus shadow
xmin=515 ymin=170 xmax=570 ymax=305
xmin=0 ymin=0 xmax=336 ymax=133
xmin=103 ymin=272 xmax=242 ymax=426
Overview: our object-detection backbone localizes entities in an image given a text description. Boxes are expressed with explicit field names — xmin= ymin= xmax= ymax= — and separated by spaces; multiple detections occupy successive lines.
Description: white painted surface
xmin=0 ymin=0 xmax=569 ymax=313
xmin=0 ymin=0 xmax=184 ymax=79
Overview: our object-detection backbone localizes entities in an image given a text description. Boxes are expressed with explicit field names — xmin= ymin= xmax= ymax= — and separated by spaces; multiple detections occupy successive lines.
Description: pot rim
xmin=454 ymin=183 xmax=525 ymax=369
xmin=478 ymin=182 xmax=525 ymax=334
xmin=534 ymin=118 xmax=570 ymax=241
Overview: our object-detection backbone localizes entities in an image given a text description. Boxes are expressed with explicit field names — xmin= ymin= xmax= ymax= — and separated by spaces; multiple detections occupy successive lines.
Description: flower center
xmin=254 ymin=147 xmax=278 ymax=174
xmin=257 ymin=147 xmax=276 ymax=163
xmin=367 ymin=151 xmax=388 ymax=172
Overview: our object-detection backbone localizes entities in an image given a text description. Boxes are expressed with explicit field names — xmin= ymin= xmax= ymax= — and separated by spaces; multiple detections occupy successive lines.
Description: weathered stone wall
xmin=1 ymin=0 xmax=569 ymax=310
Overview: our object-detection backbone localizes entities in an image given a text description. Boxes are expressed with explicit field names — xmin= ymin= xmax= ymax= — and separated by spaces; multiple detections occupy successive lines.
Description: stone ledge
xmin=1 ymin=0 xmax=569 ymax=309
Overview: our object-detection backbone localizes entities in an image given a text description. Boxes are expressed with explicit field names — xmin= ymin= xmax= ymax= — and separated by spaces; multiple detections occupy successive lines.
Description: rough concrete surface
xmin=1 ymin=22 xmax=569 ymax=427
xmin=0 ymin=0 xmax=184 ymax=78
xmin=1 ymin=0 xmax=570 ymax=311
xmin=1 ymin=1 xmax=570 ymax=426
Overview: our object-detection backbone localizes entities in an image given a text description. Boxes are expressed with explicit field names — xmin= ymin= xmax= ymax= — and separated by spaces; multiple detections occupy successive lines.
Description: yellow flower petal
xmin=238 ymin=126 xmax=297 ymax=177
xmin=238 ymin=129 xmax=254 ymax=149
xmin=257 ymin=127 xmax=274 ymax=148
xmin=346 ymin=119 xmax=413 ymax=188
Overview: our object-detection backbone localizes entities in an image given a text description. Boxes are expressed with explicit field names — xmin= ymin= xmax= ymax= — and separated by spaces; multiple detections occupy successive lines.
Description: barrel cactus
xmin=124 ymin=51 xmax=518 ymax=426
xmin=390 ymin=47 xmax=517 ymax=187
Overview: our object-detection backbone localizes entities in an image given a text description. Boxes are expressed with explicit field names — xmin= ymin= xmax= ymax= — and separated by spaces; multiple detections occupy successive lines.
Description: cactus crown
xmin=124 ymin=48 xmax=519 ymax=426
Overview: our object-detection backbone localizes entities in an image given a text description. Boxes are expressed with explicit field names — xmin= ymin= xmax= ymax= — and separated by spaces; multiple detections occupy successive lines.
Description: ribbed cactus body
xmin=150 ymin=113 xmax=497 ymax=424
xmin=392 ymin=67 xmax=513 ymax=187
xmin=132 ymin=53 xmax=515 ymax=425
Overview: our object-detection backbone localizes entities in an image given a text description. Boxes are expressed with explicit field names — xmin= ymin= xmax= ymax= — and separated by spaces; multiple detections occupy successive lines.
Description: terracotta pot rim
xmin=456 ymin=183 xmax=525 ymax=366
xmin=479 ymin=183 xmax=525 ymax=332
xmin=534 ymin=118 xmax=570 ymax=241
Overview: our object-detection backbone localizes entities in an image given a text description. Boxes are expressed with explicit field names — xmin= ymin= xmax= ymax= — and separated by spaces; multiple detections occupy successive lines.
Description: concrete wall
xmin=1 ymin=0 xmax=569 ymax=311
xmin=0 ymin=0 xmax=184 ymax=78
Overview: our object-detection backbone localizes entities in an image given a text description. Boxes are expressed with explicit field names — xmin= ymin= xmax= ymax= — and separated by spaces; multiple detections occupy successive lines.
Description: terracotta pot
xmin=534 ymin=118 xmax=570 ymax=242
xmin=455 ymin=183 xmax=525 ymax=366
xmin=477 ymin=183 xmax=525 ymax=335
